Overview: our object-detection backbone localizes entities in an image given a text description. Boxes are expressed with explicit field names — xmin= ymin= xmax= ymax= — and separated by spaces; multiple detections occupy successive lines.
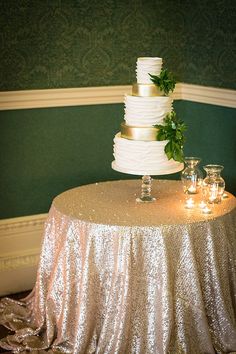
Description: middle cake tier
xmin=124 ymin=94 xmax=173 ymax=126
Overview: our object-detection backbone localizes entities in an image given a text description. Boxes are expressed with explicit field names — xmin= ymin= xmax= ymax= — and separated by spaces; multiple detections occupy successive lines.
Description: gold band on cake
xmin=132 ymin=83 xmax=163 ymax=97
xmin=121 ymin=122 xmax=158 ymax=141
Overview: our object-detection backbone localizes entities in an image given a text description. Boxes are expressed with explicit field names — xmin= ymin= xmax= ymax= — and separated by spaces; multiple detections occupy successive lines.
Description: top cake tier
xmin=136 ymin=57 xmax=162 ymax=84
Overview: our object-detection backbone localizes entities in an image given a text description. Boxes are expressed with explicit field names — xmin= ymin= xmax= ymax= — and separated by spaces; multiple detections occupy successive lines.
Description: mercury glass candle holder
xmin=202 ymin=165 xmax=225 ymax=204
xmin=181 ymin=157 xmax=203 ymax=194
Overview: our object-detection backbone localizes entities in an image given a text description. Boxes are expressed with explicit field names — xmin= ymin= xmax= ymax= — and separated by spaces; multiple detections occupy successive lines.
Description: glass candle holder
xmin=181 ymin=157 xmax=203 ymax=194
xmin=202 ymin=165 xmax=225 ymax=204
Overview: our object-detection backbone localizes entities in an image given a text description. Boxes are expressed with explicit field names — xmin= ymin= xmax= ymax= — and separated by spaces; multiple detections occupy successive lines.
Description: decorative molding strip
xmin=0 ymin=213 xmax=47 ymax=296
xmin=0 ymin=213 xmax=46 ymax=231
xmin=0 ymin=83 xmax=235 ymax=110
xmin=0 ymin=251 xmax=39 ymax=271
xmin=0 ymin=85 xmax=132 ymax=110
xmin=174 ymin=83 xmax=236 ymax=108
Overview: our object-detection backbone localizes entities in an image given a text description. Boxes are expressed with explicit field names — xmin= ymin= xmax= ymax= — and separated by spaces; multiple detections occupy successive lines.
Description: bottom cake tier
xmin=112 ymin=133 xmax=184 ymax=176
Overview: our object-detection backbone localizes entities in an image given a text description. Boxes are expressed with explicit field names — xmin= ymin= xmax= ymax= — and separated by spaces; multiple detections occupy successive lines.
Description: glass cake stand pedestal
xmin=111 ymin=161 xmax=184 ymax=203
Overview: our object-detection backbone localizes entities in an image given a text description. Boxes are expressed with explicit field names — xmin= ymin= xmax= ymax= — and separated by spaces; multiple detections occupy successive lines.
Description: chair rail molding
xmin=0 ymin=214 xmax=47 ymax=296
xmin=0 ymin=83 xmax=235 ymax=110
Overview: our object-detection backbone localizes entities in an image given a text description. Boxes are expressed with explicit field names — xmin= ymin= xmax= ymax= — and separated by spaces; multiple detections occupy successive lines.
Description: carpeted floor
xmin=0 ymin=291 xmax=31 ymax=353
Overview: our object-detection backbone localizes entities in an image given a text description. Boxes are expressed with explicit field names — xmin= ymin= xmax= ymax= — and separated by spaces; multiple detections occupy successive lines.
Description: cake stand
xmin=112 ymin=161 xmax=184 ymax=203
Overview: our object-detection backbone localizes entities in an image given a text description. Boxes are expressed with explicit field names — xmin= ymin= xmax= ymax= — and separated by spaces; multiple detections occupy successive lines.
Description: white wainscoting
xmin=0 ymin=214 xmax=47 ymax=296
xmin=0 ymin=83 xmax=236 ymax=110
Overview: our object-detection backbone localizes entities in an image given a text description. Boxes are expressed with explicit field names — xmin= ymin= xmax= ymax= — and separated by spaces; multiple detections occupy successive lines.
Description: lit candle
xmin=185 ymin=198 xmax=195 ymax=209
xmin=209 ymin=184 xmax=218 ymax=202
xmin=188 ymin=185 xmax=197 ymax=193
xmin=202 ymin=206 xmax=212 ymax=214
xmin=199 ymin=201 xmax=207 ymax=209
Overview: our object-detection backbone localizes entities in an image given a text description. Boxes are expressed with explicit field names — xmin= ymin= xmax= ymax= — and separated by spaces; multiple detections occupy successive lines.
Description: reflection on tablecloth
xmin=0 ymin=180 xmax=236 ymax=354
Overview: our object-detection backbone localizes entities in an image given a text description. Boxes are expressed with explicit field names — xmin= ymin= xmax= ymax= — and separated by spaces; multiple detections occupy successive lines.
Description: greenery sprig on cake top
xmin=154 ymin=111 xmax=186 ymax=163
xmin=149 ymin=69 xmax=176 ymax=96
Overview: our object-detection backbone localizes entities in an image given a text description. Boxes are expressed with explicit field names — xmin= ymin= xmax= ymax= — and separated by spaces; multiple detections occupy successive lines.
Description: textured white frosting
xmin=113 ymin=133 xmax=183 ymax=175
xmin=112 ymin=57 xmax=183 ymax=176
xmin=124 ymin=94 xmax=173 ymax=126
xmin=136 ymin=57 xmax=162 ymax=84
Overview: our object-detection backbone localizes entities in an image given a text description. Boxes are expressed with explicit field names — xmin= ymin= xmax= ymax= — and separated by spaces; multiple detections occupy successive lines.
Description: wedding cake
xmin=112 ymin=57 xmax=184 ymax=176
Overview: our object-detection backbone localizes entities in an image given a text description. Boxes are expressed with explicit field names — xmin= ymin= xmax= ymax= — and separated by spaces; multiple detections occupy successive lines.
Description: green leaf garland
xmin=149 ymin=69 xmax=176 ymax=96
xmin=154 ymin=111 xmax=187 ymax=163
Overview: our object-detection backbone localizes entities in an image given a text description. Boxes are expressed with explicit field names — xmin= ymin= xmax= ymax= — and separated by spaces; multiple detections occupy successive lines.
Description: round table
xmin=1 ymin=180 xmax=236 ymax=354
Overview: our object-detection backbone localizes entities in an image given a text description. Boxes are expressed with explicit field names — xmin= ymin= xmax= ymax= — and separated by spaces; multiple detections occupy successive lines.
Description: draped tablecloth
xmin=1 ymin=180 xmax=236 ymax=354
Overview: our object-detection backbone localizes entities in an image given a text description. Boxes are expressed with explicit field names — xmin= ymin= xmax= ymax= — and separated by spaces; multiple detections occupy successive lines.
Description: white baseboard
xmin=0 ymin=214 xmax=47 ymax=296
xmin=0 ymin=83 xmax=235 ymax=110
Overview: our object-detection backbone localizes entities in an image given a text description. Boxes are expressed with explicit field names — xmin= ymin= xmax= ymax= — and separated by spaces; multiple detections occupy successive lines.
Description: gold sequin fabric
xmin=0 ymin=180 xmax=236 ymax=354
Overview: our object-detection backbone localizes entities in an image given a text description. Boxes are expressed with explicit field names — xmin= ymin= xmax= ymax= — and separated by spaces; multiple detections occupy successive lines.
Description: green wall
xmin=0 ymin=0 xmax=235 ymax=90
xmin=0 ymin=104 xmax=123 ymax=218
xmin=1 ymin=101 xmax=235 ymax=219
xmin=175 ymin=101 xmax=236 ymax=194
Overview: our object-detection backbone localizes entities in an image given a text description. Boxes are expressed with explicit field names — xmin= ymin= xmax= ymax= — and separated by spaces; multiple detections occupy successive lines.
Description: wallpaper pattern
xmin=0 ymin=0 xmax=235 ymax=90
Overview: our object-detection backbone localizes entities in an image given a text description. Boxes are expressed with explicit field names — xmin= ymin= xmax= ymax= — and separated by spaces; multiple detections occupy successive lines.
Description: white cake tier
xmin=113 ymin=133 xmax=184 ymax=176
xmin=124 ymin=95 xmax=173 ymax=126
xmin=136 ymin=57 xmax=162 ymax=84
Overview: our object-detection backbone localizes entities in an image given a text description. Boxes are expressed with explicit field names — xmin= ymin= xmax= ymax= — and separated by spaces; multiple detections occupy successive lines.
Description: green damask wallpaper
xmin=0 ymin=0 xmax=235 ymax=91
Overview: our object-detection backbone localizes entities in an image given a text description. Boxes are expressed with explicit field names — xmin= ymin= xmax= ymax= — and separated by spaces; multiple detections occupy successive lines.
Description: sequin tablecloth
xmin=1 ymin=180 xmax=236 ymax=354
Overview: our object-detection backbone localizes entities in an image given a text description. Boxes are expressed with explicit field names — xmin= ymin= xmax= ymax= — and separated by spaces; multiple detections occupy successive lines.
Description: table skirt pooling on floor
xmin=0 ymin=180 xmax=236 ymax=353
